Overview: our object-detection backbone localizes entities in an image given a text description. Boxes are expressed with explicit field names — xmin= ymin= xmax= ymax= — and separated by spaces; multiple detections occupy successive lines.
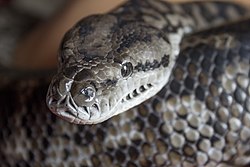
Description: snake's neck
xmin=112 ymin=0 xmax=250 ymax=38
xmin=111 ymin=0 xmax=250 ymax=58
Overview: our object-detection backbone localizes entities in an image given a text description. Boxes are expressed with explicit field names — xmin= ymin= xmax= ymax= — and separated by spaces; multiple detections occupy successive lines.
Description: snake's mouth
xmin=47 ymin=92 xmax=101 ymax=124
xmin=121 ymin=83 xmax=153 ymax=103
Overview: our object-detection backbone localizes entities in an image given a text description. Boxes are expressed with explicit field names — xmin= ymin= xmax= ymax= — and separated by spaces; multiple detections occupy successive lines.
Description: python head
xmin=46 ymin=14 xmax=175 ymax=124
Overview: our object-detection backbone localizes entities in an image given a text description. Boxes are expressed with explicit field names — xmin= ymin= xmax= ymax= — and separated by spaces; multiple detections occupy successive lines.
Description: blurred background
xmin=0 ymin=0 xmax=66 ymax=67
xmin=0 ymin=0 xmax=249 ymax=70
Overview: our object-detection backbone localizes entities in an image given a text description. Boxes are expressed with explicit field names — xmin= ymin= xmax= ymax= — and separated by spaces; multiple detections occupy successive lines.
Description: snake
xmin=1 ymin=0 xmax=250 ymax=166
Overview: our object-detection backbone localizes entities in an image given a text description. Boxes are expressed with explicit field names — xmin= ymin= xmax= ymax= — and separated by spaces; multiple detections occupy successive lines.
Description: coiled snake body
xmin=1 ymin=0 xmax=250 ymax=166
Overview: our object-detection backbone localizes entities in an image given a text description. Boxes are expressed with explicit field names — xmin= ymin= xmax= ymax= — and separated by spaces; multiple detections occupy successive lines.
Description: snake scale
xmin=1 ymin=0 xmax=250 ymax=166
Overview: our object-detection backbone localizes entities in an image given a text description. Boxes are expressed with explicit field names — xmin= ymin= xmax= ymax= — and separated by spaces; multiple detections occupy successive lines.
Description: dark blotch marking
xmin=152 ymin=98 xmax=160 ymax=112
xmin=85 ymin=131 xmax=94 ymax=143
xmin=190 ymin=48 xmax=203 ymax=62
xmin=91 ymin=155 xmax=101 ymax=167
xmin=134 ymin=116 xmax=145 ymax=131
xmin=212 ymin=67 xmax=222 ymax=82
xmin=227 ymin=50 xmax=237 ymax=62
xmin=239 ymin=47 xmax=250 ymax=59
xmin=28 ymin=150 xmax=34 ymax=162
xmin=234 ymin=88 xmax=245 ymax=104
xmin=181 ymin=89 xmax=190 ymax=97
xmin=76 ymin=15 xmax=98 ymax=37
xmin=117 ymin=33 xmax=152 ymax=53
xmin=195 ymin=85 xmax=205 ymax=101
xmin=205 ymin=112 xmax=214 ymax=125
xmin=131 ymin=136 xmax=143 ymax=146
xmin=210 ymin=135 xmax=221 ymax=146
xmin=134 ymin=55 xmax=166 ymax=72
xmin=79 ymin=23 xmax=94 ymax=37
xmin=96 ymin=128 xmax=106 ymax=141
xmin=62 ymin=134 xmax=70 ymax=140
xmin=201 ymin=58 xmax=212 ymax=72
xmin=42 ymin=137 xmax=49 ymax=149
xmin=214 ymin=53 xmax=226 ymax=66
xmin=135 ymin=61 xmax=153 ymax=72
xmin=220 ymin=92 xmax=231 ymax=107
xmin=134 ymin=62 xmax=143 ymax=72
xmin=151 ymin=60 xmax=161 ymax=69
xmin=115 ymin=150 xmax=126 ymax=163
xmin=74 ymin=133 xmax=82 ymax=145
xmin=161 ymin=54 xmax=170 ymax=67
xmin=145 ymin=60 xmax=151 ymax=70
xmin=183 ymin=144 xmax=195 ymax=157
xmin=128 ymin=146 xmax=139 ymax=160
xmin=170 ymin=79 xmax=181 ymax=94
xmin=21 ymin=115 xmax=27 ymax=127
xmin=63 ymin=148 xmax=70 ymax=160
xmin=177 ymin=52 xmax=189 ymax=66
xmin=148 ymin=113 xmax=159 ymax=127
xmin=25 ymin=127 xmax=32 ymax=138
xmin=214 ymin=121 xmax=227 ymax=136
xmin=101 ymin=79 xmax=117 ymax=87
xmin=184 ymin=76 xmax=195 ymax=90
xmin=46 ymin=125 xmax=53 ymax=136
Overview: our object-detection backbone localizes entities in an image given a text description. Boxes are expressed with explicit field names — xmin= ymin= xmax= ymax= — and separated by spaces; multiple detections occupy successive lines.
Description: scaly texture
xmin=1 ymin=1 xmax=250 ymax=166
xmin=47 ymin=0 xmax=250 ymax=124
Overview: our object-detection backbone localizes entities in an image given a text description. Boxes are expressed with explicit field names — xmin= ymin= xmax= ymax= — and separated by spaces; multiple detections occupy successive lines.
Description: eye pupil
xmin=121 ymin=62 xmax=133 ymax=78
xmin=81 ymin=87 xmax=95 ymax=102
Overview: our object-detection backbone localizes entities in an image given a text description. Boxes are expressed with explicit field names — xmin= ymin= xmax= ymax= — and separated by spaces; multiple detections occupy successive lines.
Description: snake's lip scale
xmin=122 ymin=83 xmax=153 ymax=102
xmin=48 ymin=102 xmax=86 ymax=124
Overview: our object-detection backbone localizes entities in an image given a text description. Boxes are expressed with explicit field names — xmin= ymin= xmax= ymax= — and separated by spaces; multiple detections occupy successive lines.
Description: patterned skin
xmin=1 ymin=1 xmax=250 ymax=166
xmin=47 ymin=0 xmax=250 ymax=124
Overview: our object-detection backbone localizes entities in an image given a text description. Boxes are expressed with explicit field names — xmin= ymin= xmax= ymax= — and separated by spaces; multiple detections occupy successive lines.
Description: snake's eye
xmin=71 ymin=83 xmax=96 ymax=107
xmin=121 ymin=62 xmax=133 ymax=78
xmin=80 ymin=86 xmax=95 ymax=102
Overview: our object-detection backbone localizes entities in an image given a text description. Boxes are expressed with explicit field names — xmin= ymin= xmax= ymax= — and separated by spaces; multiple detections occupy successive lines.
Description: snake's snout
xmin=47 ymin=90 xmax=101 ymax=124
xmin=46 ymin=74 xmax=105 ymax=124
